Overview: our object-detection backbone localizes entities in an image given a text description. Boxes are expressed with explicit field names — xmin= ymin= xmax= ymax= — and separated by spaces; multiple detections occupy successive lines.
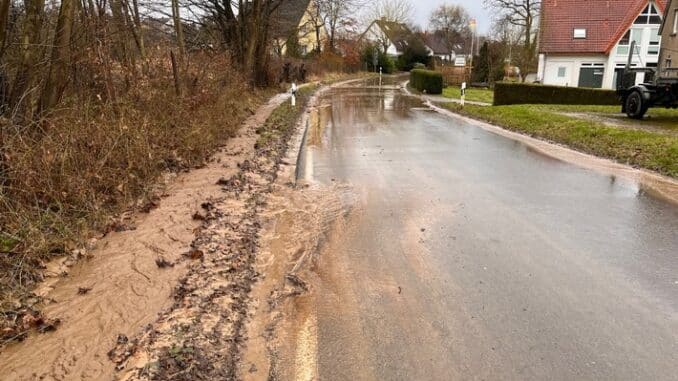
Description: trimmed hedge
xmin=410 ymin=69 xmax=443 ymax=94
xmin=494 ymin=82 xmax=620 ymax=106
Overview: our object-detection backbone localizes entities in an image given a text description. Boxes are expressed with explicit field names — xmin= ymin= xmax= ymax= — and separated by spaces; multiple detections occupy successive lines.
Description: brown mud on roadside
xmin=0 ymin=93 xmax=291 ymax=381
xmin=112 ymin=81 xmax=366 ymax=380
xmin=237 ymin=96 xmax=361 ymax=381
xmin=240 ymin=180 xmax=358 ymax=381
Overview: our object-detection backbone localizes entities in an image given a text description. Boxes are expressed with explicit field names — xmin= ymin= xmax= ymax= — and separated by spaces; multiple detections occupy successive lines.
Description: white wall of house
xmin=364 ymin=24 xmax=401 ymax=56
xmin=539 ymin=3 xmax=663 ymax=89
xmin=540 ymin=55 xmax=608 ymax=87
xmin=603 ymin=25 xmax=662 ymax=88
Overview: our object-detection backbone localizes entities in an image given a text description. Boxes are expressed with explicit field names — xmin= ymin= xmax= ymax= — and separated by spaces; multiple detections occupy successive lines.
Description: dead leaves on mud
xmin=114 ymin=94 xmax=311 ymax=380
xmin=1 ymin=308 xmax=61 ymax=344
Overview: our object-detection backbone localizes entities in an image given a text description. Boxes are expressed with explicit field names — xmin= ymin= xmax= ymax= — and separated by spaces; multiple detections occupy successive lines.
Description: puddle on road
xmin=254 ymin=82 xmax=678 ymax=380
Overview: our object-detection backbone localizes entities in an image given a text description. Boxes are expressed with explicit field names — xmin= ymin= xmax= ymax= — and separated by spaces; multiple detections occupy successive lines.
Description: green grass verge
xmin=255 ymin=85 xmax=318 ymax=149
xmin=442 ymin=86 xmax=494 ymax=104
xmin=539 ymin=105 xmax=678 ymax=133
xmin=443 ymin=103 xmax=678 ymax=178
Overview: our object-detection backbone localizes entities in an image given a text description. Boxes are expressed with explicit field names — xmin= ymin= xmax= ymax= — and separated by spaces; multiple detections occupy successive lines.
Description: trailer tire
xmin=625 ymin=90 xmax=648 ymax=119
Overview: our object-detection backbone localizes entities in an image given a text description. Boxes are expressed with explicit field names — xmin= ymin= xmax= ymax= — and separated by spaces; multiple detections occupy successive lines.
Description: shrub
xmin=361 ymin=44 xmax=395 ymax=74
xmin=397 ymin=36 xmax=432 ymax=71
xmin=494 ymin=82 xmax=620 ymax=106
xmin=410 ymin=69 xmax=444 ymax=94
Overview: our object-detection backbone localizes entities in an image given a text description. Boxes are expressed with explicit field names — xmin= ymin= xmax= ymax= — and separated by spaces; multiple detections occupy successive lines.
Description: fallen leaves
xmin=184 ymin=249 xmax=204 ymax=260
xmin=155 ymin=257 xmax=175 ymax=268
xmin=1 ymin=309 xmax=61 ymax=343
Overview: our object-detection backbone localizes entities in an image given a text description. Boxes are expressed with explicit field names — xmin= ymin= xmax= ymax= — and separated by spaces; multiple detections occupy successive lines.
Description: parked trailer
xmin=617 ymin=41 xmax=678 ymax=119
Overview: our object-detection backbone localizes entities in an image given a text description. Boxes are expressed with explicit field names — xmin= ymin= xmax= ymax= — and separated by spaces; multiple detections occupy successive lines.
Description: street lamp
xmin=469 ymin=18 xmax=477 ymax=67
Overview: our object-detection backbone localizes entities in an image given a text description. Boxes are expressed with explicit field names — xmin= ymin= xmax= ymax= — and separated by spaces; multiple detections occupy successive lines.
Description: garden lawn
xmin=442 ymin=86 xmax=494 ymax=104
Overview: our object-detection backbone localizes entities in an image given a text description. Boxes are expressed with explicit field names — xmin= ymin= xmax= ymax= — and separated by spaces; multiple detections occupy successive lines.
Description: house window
xmin=673 ymin=9 xmax=678 ymax=34
xmin=616 ymin=29 xmax=642 ymax=55
xmin=300 ymin=45 xmax=308 ymax=55
xmin=634 ymin=4 xmax=662 ymax=25
xmin=557 ymin=67 xmax=567 ymax=77
xmin=648 ymin=28 xmax=660 ymax=55
xmin=573 ymin=28 xmax=587 ymax=39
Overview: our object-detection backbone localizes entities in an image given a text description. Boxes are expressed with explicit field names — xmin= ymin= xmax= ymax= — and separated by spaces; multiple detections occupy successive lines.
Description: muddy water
xmin=282 ymin=83 xmax=678 ymax=380
xmin=0 ymin=94 xmax=291 ymax=381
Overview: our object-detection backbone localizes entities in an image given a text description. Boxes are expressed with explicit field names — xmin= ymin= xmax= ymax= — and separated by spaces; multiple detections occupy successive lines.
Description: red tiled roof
xmin=540 ymin=0 xmax=666 ymax=55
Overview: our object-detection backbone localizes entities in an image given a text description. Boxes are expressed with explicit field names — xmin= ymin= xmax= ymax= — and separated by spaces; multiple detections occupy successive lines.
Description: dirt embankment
xmin=0 ymin=89 xmax=299 ymax=380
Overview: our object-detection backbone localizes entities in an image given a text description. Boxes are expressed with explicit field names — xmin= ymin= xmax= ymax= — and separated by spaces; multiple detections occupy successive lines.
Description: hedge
xmin=494 ymin=82 xmax=620 ymax=106
xmin=410 ymin=69 xmax=443 ymax=94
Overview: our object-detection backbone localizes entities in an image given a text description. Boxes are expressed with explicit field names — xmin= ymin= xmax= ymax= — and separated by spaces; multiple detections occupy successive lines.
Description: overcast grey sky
xmin=413 ymin=0 xmax=492 ymax=34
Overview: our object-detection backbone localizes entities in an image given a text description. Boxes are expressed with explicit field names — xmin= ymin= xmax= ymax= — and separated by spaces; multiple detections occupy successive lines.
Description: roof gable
xmin=540 ymin=0 xmax=667 ymax=55
xmin=271 ymin=0 xmax=313 ymax=39
xmin=377 ymin=20 xmax=412 ymax=49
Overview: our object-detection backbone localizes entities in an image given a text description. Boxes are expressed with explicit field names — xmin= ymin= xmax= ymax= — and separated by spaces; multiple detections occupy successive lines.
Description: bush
xmin=397 ymin=36 xmax=432 ymax=71
xmin=494 ymin=82 xmax=620 ymax=106
xmin=410 ymin=69 xmax=443 ymax=94
xmin=360 ymin=45 xmax=395 ymax=74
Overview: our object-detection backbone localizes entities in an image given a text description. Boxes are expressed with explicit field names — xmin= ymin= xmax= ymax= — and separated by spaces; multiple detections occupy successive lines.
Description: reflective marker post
xmin=291 ymin=82 xmax=297 ymax=107
xmin=461 ymin=82 xmax=467 ymax=106
xmin=379 ymin=67 xmax=383 ymax=88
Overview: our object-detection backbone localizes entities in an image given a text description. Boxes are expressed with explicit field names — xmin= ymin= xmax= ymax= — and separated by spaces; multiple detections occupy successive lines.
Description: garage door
xmin=578 ymin=66 xmax=605 ymax=88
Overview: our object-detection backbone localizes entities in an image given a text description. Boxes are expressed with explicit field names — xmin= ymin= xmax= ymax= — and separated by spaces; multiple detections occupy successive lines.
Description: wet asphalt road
xmin=296 ymin=81 xmax=678 ymax=380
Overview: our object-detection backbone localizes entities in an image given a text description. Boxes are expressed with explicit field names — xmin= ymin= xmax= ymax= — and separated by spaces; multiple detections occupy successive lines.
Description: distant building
xmin=271 ymin=0 xmax=328 ymax=57
xmin=538 ymin=0 xmax=667 ymax=89
xmin=359 ymin=19 xmax=415 ymax=57
xmin=420 ymin=32 xmax=469 ymax=66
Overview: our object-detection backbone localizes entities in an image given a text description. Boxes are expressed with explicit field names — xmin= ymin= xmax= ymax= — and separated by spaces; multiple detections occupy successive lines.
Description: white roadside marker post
xmin=461 ymin=81 xmax=467 ymax=107
xmin=379 ymin=66 xmax=383 ymax=89
xmin=291 ymin=82 xmax=297 ymax=107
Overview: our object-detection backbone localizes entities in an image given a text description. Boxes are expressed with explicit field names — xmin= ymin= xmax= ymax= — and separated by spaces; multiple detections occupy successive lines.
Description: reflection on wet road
xmin=296 ymin=83 xmax=678 ymax=380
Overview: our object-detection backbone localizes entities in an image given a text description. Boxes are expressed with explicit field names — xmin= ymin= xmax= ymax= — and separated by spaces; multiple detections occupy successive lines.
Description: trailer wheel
xmin=625 ymin=90 xmax=648 ymax=119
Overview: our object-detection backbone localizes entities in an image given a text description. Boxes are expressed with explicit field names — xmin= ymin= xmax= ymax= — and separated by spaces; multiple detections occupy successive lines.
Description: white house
xmin=538 ymin=0 xmax=667 ymax=89
xmin=421 ymin=32 xmax=469 ymax=66
xmin=359 ymin=19 xmax=415 ymax=57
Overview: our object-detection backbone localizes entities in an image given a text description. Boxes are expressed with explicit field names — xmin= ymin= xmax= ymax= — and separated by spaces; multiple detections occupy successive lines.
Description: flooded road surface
xmin=293 ymin=84 xmax=678 ymax=380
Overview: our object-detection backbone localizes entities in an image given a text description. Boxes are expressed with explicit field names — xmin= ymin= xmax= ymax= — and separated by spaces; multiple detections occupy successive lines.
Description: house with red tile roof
xmin=538 ymin=0 xmax=667 ymax=89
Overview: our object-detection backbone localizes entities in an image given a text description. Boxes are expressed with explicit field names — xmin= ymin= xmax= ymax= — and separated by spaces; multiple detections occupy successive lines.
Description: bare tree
xmin=11 ymin=0 xmax=45 ymax=117
xmin=181 ymin=0 xmax=286 ymax=85
xmin=484 ymin=0 xmax=541 ymax=80
xmin=318 ymin=0 xmax=365 ymax=52
xmin=364 ymin=0 xmax=414 ymax=25
xmin=304 ymin=0 xmax=325 ymax=53
xmin=40 ymin=0 xmax=76 ymax=112
xmin=125 ymin=0 xmax=147 ymax=60
xmin=429 ymin=4 xmax=471 ymax=51
xmin=0 ymin=0 xmax=11 ymax=56
xmin=171 ymin=0 xmax=186 ymax=63
xmin=429 ymin=4 xmax=470 ymax=35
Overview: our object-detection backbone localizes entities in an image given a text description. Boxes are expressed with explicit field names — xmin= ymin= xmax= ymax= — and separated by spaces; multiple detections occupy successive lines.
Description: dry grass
xmin=0 ymin=52 xmax=265 ymax=322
